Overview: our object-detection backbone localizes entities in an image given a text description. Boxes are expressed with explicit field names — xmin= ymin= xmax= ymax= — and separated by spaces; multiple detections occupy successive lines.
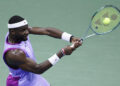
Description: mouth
xmin=23 ymin=35 xmax=28 ymax=40
xmin=24 ymin=34 xmax=28 ymax=38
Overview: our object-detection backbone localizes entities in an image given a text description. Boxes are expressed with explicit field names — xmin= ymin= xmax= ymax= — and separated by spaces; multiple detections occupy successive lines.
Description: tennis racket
xmin=71 ymin=5 xmax=120 ymax=47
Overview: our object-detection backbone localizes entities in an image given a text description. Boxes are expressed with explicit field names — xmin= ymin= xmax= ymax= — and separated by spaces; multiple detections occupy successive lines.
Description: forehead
xmin=16 ymin=25 xmax=28 ymax=30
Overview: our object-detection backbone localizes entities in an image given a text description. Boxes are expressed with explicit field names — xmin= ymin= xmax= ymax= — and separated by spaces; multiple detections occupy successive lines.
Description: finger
xmin=75 ymin=39 xmax=81 ymax=42
xmin=70 ymin=41 xmax=79 ymax=47
xmin=70 ymin=43 xmax=75 ymax=48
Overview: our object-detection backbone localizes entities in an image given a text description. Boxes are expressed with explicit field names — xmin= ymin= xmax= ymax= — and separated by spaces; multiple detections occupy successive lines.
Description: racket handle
xmin=80 ymin=38 xmax=83 ymax=42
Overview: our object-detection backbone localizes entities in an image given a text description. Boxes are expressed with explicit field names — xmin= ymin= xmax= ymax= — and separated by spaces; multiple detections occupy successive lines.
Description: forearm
xmin=29 ymin=27 xmax=73 ymax=42
xmin=34 ymin=60 xmax=52 ymax=74
xmin=44 ymin=27 xmax=63 ymax=39
xmin=23 ymin=41 xmax=81 ymax=74
xmin=33 ymin=50 xmax=64 ymax=74
xmin=45 ymin=28 xmax=74 ymax=42
xmin=43 ymin=28 xmax=74 ymax=42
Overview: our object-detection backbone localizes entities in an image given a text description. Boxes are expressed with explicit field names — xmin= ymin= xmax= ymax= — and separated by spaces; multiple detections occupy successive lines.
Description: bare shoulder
xmin=5 ymin=49 xmax=26 ymax=65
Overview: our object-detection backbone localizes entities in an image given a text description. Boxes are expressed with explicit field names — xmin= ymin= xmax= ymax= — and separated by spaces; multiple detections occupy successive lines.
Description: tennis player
xmin=3 ymin=15 xmax=82 ymax=86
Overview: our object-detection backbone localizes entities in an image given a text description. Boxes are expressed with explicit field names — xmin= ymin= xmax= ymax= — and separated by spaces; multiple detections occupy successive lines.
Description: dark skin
xmin=5 ymin=25 xmax=82 ymax=74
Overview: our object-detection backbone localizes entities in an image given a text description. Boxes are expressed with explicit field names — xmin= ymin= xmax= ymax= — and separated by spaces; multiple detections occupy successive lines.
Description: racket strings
xmin=91 ymin=6 xmax=120 ymax=34
xmin=111 ymin=14 xmax=118 ymax=20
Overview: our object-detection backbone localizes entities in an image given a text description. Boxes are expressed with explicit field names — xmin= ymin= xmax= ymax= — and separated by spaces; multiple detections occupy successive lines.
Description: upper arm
xmin=28 ymin=27 xmax=63 ymax=39
xmin=6 ymin=49 xmax=52 ymax=74
xmin=28 ymin=27 xmax=50 ymax=35
xmin=6 ymin=49 xmax=40 ymax=73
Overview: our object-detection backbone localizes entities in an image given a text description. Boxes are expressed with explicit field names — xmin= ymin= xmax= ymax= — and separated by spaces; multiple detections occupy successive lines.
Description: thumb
xmin=70 ymin=41 xmax=81 ymax=49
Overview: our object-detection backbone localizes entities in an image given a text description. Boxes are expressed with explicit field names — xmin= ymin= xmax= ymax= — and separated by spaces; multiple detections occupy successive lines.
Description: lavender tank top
xmin=3 ymin=32 xmax=50 ymax=86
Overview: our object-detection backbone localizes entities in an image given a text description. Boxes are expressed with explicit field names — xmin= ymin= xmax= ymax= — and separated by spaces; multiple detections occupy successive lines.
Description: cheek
xmin=15 ymin=33 xmax=23 ymax=38
xmin=16 ymin=32 xmax=24 ymax=36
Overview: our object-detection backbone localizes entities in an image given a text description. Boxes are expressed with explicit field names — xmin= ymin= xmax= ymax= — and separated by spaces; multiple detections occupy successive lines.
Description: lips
xmin=24 ymin=36 xmax=28 ymax=39
xmin=23 ymin=35 xmax=28 ymax=40
xmin=24 ymin=34 xmax=28 ymax=38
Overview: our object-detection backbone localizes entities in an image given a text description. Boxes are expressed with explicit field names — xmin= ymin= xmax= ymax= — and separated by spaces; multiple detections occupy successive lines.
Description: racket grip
xmin=80 ymin=38 xmax=83 ymax=42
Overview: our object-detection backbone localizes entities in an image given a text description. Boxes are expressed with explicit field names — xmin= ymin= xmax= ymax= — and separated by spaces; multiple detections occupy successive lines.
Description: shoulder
xmin=5 ymin=49 xmax=26 ymax=65
xmin=7 ymin=49 xmax=25 ymax=57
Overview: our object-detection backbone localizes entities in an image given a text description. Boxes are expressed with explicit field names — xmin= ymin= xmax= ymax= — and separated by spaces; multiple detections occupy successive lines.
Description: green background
xmin=0 ymin=0 xmax=120 ymax=86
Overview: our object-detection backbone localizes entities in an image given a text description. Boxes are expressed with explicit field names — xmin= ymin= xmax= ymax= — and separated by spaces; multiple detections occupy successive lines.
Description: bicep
xmin=6 ymin=49 xmax=52 ymax=74
xmin=28 ymin=27 xmax=49 ymax=35
xmin=6 ymin=49 xmax=40 ymax=73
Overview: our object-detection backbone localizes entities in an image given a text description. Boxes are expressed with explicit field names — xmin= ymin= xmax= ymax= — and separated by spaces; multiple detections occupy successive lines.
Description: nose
xmin=25 ymin=29 xmax=29 ymax=35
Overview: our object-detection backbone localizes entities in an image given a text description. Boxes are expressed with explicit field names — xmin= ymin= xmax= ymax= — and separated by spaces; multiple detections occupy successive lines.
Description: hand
xmin=63 ymin=41 xmax=82 ymax=55
xmin=71 ymin=41 xmax=82 ymax=49
xmin=63 ymin=46 xmax=73 ymax=55
xmin=71 ymin=36 xmax=82 ymax=44
xmin=71 ymin=37 xmax=82 ymax=48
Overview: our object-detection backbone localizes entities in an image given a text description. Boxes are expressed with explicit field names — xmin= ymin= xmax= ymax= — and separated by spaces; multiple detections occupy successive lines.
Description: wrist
xmin=48 ymin=54 xmax=60 ymax=66
xmin=48 ymin=48 xmax=67 ymax=65
xmin=61 ymin=32 xmax=73 ymax=42
xmin=70 ymin=36 xmax=74 ymax=43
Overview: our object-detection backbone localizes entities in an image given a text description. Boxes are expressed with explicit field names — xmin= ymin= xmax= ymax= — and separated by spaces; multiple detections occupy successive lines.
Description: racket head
xmin=90 ymin=5 xmax=120 ymax=35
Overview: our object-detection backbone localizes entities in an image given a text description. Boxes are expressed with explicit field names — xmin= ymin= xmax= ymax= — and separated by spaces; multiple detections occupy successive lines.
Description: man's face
xmin=14 ymin=25 xmax=29 ymax=41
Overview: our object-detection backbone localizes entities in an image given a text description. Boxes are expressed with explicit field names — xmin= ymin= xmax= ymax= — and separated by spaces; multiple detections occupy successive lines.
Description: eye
xmin=20 ymin=28 xmax=26 ymax=31
xmin=20 ymin=29 xmax=23 ymax=31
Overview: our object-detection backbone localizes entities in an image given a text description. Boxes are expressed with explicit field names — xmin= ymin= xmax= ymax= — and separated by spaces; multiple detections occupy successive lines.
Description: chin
xmin=22 ymin=37 xmax=28 ymax=41
xmin=24 ymin=38 xmax=28 ymax=41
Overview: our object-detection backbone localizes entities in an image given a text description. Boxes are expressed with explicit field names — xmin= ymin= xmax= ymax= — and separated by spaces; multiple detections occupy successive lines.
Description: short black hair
xmin=8 ymin=15 xmax=24 ymax=24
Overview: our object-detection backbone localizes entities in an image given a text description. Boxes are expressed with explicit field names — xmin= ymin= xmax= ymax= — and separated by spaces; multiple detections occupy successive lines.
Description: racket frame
xmin=82 ymin=5 xmax=120 ymax=40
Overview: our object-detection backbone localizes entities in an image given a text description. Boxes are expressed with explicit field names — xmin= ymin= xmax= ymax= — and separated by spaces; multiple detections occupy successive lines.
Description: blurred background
xmin=0 ymin=0 xmax=120 ymax=86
